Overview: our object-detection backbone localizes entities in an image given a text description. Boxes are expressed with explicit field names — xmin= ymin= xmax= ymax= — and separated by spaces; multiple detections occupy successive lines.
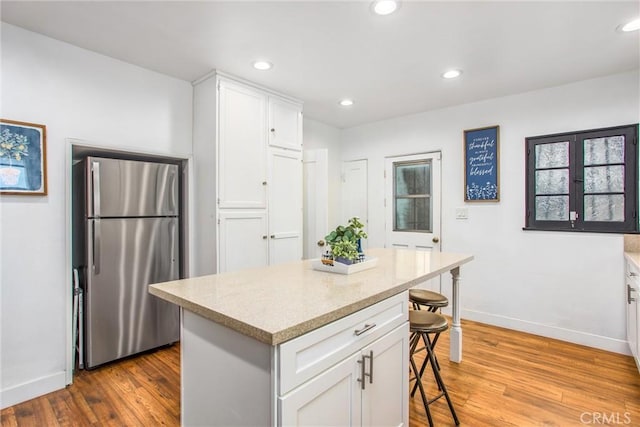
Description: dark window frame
xmin=525 ymin=124 xmax=638 ymax=233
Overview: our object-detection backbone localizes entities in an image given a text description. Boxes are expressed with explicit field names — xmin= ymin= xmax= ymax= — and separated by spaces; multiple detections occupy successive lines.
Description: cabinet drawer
xmin=278 ymin=291 xmax=408 ymax=395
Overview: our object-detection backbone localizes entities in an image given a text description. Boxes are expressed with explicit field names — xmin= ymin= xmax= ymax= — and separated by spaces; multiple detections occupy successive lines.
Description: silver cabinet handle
xmin=91 ymin=161 xmax=101 ymax=217
xmin=357 ymin=356 xmax=366 ymax=390
xmin=629 ymin=284 xmax=637 ymax=303
xmin=630 ymin=272 xmax=638 ymax=277
xmin=366 ymin=350 xmax=373 ymax=384
xmin=354 ymin=323 xmax=376 ymax=336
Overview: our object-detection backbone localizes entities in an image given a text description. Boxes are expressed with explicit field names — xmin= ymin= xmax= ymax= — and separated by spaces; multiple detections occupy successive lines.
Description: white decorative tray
xmin=311 ymin=256 xmax=378 ymax=275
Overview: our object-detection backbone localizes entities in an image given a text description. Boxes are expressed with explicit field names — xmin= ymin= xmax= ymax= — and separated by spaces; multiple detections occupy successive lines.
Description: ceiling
xmin=1 ymin=1 xmax=638 ymax=129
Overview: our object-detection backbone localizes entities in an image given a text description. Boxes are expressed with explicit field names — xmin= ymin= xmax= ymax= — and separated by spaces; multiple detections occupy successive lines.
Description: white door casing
xmin=303 ymin=149 xmax=329 ymax=260
xmin=341 ymin=159 xmax=368 ymax=250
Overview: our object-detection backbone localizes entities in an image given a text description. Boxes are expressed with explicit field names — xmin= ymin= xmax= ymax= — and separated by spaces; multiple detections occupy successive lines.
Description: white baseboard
xmin=1 ymin=371 xmax=66 ymax=409
xmin=445 ymin=308 xmax=632 ymax=356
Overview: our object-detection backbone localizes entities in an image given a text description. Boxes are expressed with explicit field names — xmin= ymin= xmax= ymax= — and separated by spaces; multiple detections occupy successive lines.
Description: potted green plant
xmin=325 ymin=217 xmax=368 ymax=264
xmin=330 ymin=239 xmax=359 ymax=265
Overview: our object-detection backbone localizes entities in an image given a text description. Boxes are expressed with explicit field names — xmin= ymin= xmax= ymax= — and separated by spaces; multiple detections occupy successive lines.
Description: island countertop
xmin=149 ymin=248 xmax=473 ymax=346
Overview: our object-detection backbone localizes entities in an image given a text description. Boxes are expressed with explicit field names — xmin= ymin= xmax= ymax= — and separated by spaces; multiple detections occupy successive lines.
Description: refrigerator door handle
xmin=93 ymin=219 xmax=101 ymax=275
xmin=91 ymin=161 xmax=101 ymax=217
xmin=169 ymin=169 xmax=177 ymax=214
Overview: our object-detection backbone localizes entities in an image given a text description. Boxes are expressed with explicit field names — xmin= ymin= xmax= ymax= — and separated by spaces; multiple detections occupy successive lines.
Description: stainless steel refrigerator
xmin=73 ymin=156 xmax=180 ymax=369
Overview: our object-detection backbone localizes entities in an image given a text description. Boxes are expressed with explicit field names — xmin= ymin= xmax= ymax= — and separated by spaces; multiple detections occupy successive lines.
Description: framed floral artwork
xmin=464 ymin=125 xmax=499 ymax=202
xmin=0 ymin=119 xmax=47 ymax=195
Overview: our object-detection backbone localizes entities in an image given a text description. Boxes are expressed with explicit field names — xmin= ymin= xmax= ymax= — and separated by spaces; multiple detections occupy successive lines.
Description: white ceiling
xmin=1 ymin=1 xmax=638 ymax=129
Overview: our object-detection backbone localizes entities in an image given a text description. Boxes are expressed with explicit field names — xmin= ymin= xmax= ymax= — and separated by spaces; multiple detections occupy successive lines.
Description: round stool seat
xmin=409 ymin=289 xmax=448 ymax=308
xmin=410 ymin=310 xmax=448 ymax=334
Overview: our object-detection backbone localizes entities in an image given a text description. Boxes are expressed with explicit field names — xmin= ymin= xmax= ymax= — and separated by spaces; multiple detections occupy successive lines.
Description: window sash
xmin=525 ymin=124 xmax=638 ymax=233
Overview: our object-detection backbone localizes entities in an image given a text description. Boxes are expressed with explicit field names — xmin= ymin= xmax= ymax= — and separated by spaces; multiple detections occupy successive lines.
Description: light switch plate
xmin=456 ymin=207 xmax=469 ymax=219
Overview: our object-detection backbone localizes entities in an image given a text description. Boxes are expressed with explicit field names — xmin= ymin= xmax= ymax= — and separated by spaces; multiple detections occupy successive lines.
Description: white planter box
xmin=311 ymin=256 xmax=378 ymax=275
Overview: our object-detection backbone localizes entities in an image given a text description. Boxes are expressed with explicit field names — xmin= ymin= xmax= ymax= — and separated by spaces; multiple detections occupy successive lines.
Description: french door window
xmin=525 ymin=124 xmax=638 ymax=233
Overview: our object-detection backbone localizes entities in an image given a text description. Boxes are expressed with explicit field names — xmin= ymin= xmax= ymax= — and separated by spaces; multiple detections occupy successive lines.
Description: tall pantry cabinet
xmin=193 ymin=71 xmax=303 ymax=275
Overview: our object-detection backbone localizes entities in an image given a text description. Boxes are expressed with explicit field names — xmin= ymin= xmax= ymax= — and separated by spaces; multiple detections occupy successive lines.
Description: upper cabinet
xmin=192 ymin=71 xmax=303 ymax=276
xmin=268 ymin=97 xmax=303 ymax=151
xmin=218 ymin=81 xmax=267 ymax=209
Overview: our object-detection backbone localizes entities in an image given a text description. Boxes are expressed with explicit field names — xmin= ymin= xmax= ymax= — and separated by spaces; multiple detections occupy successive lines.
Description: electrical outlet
xmin=455 ymin=207 xmax=469 ymax=219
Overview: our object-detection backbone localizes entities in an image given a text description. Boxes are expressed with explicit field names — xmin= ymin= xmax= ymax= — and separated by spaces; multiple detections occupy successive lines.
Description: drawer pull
xmin=354 ymin=323 xmax=376 ymax=336
xmin=630 ymin=272 xmax=638 ymax=277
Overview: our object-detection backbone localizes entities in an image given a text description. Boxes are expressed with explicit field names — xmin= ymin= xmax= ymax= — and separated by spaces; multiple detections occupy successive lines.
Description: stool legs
xmin=409 ymin=330 xmax=460 ymax=426
xmin=409 ymin=332 xmax=435 ymax=427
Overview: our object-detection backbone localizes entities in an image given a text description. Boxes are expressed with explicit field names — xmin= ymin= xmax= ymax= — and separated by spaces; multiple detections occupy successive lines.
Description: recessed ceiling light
xmin=619 ymin=18 xmax=640 ymax=32
xmin=372 ymin=0 xmax=399 ymax=16
xmin=253 ymin=60 xmax=273 ymax=71
xmin=442 ymin=69 xmax=462 ymax=79
xmin=339 ymin=99 xmax=354 ymax=107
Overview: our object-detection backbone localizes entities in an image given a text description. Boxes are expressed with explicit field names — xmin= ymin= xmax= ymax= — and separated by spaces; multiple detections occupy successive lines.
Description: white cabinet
xmin=180 ymin=290 xmax=409 ymax=427
xmin=218 ymin=81 xmax=267 ymax=209
xmin=278 ymin=291 xmax=409 ymax=426
xmin=280 ymin=352 xmax=362 ymax=426
xmin=193 ymin=71 xmax=303 ymax=275
xmin=625 ymin=259 xmax=640 ymax=372
xmin=280 ymin=324 xmax=408 ymax=427
xmin=218 ymin=211 xmax=268 ymax=273
xmin=269 ymin=97 xmax=303 ymax=151
xmin=268 ymin=148 xmax=303 ymax=265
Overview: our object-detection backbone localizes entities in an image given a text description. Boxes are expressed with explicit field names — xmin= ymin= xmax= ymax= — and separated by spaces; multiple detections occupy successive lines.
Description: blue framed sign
xmin=464 ymin=125 xmax=499 ymax=202
xmin=0 ymin=119 xmax=47 ymax=195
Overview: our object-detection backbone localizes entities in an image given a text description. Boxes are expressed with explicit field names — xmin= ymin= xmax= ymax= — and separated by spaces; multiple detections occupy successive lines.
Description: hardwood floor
xmin=2 ymin=319 xmax=639 ymax=426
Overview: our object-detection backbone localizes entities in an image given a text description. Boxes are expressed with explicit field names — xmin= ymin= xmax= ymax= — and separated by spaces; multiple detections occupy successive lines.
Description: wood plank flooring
xmin=2 ymin=319 xmax=639 ymax=426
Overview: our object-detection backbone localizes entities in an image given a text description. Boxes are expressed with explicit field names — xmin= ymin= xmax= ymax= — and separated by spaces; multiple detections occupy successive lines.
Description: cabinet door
xmin=627 ymin=264 xmax=639 ymax=360
xmin=268 ymin=148 xmax=303 ymax=265
xmin=279 ymin=352 xmax=362 ymax=427
xmin=218 ymin=80 xmax=267 ymax=208
xmin=269 ymin=97 xmax=302 ymax=151
xmin=218 ymin=211 xmax=268 ymax=273
xmin=362 ymin=323 xmax=409 ymax=427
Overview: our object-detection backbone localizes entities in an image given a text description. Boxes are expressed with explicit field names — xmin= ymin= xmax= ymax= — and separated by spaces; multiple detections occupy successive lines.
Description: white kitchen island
xmin=150 ymin=248 xmax=473 ymax=426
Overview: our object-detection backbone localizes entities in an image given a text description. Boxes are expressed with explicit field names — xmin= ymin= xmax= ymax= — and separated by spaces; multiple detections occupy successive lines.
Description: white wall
xmin=302 ymin=117 xmax=343 ymax=229
xmin=0 ymin=24 xmax=193 ymax=408
xmin=340 ymin=70 xmax=640 ymax=353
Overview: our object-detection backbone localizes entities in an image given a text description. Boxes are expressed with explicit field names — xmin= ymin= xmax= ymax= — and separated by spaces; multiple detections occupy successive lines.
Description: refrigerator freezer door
xmin=86 ymin=157 xmax=179 ymax=218
xmin=85 ymin=217 xmax=180 ymax=368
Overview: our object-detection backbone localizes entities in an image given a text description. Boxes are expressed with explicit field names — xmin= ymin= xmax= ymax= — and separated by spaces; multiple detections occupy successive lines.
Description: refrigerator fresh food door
xmin=86 ymin=157 xmax=179 ymax=218
xmin=85 ymin=217 xmax=180 ymax=368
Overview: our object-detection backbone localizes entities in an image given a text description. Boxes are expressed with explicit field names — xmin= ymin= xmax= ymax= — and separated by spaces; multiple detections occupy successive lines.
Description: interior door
xmin=341 ymin=159 xmax=368 ymax=250
xmin=303 ymin=149 xmax=329 ymax=259
xmin=385 ymin=152 xmax=442 ymax=291
xmin=268 ymin=148 xmax=302 ymax=265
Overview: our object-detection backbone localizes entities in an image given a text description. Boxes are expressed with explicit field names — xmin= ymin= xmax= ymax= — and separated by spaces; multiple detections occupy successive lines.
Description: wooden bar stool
xmin=409 ymin=289 xmax=448 ymax=312
xmin=409 ymin=310 xmax=459 ymax=427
